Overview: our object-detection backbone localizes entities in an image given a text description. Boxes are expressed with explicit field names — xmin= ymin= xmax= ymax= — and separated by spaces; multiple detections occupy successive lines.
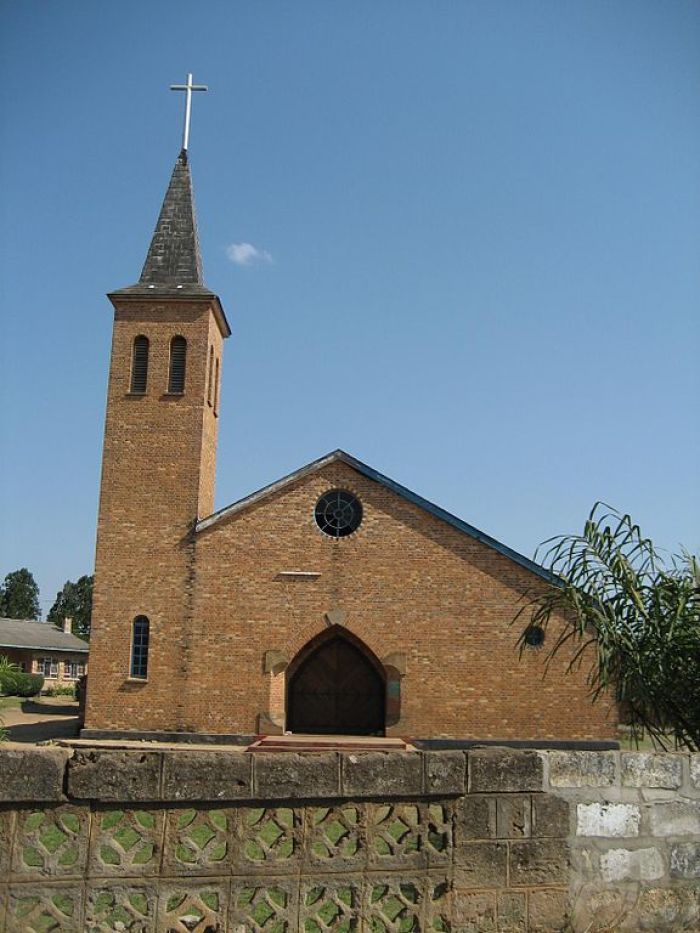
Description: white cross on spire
xmin=170 ymin=73 xmax=208 ymax=152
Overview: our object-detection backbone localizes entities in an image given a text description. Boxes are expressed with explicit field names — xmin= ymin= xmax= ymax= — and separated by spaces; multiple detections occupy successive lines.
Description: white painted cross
xmin=170 ymin=73 xmax=208 ymax=152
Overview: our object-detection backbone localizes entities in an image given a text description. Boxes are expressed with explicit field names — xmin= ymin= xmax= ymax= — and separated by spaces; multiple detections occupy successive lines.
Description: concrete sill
xmin=275 ymin=571 xmax=321 ymax=580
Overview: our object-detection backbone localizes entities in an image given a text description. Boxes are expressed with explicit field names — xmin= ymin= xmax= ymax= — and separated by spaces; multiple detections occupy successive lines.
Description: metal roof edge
xmin=196 ymin=450 xmax=343 ymax=532
xmin=0 ymin=642 xmax=89 ymax=654
xmin=196 ymin=449 xmax=560 ymax=586
xmin=334 ymin=451 xmax=561 ymax=586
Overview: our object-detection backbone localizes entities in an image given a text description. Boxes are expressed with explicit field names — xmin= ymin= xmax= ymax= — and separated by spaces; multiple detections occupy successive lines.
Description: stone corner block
xmin=424 ymin=750 xmax=466 ymax=796
xmin=468 ymin=748 xmax=543 ymax=793
xmin=548 ymin=750 xmax=616 ymax=788
xmin=0 ymin=746 xmax=70 ymax=801
xmin=254 ymin=752 xmax=340 ymax=799
xmin=341 ymin=751 xmax=423 ymax=798
xmin=382 ymin=651 xmax=407 ymax=674
xmin=263 ymin=649 xmax=288 ymax=674
xmin=161 ymin=750 xmax=252 ymax=801
xmin=621 ymin=752 xmax=683 ymax=789
xmin=67 ymin=748 xmax=162 ymax=801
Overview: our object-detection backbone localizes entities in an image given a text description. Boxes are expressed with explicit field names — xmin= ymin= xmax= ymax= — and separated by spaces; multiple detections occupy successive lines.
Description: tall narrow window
xmin=131 ymin=616 xmax=150 ymax=679
xmin=130 ymin=336 xmax=149 ymax=393
xmin=168 ymin=336 xmax=187 ymax=393
xmin=214 ymin=357 xmax=220 ymax=414
xmin=207 ymin=346 xmax=214 ymax=406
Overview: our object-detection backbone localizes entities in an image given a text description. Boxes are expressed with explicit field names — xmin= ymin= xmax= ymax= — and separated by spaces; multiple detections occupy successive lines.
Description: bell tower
xmin=84 ymin=136 xmax=231 ymax=733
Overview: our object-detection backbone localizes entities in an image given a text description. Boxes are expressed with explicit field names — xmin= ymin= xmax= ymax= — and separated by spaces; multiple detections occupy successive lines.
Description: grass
xmin=618 ymin=727 xmax=686 ymax=752
xmin=620 ymin=734 xmax=659 ymax=751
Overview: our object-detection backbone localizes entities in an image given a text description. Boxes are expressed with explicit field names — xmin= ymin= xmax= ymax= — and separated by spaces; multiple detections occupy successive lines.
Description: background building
xmin=0 ymin=617 xmax=88 ymax=688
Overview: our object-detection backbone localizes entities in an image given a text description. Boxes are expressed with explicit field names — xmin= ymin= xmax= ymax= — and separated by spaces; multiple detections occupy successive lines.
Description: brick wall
xmin=0 ymin=747 xmax=697 ymax=930
xmin=86 ymin=292 xmax=614 ymax=741
xmin=86 ymin=297 xmax=224 ymax=734
xmin=186 ymin=461 xmax=615 ymax=741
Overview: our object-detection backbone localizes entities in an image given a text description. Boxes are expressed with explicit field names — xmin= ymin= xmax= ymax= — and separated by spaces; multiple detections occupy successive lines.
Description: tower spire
xmin=108 ymin=78 xmax=230 ymax=338
xmin=138 ymin=150 xmax=204 ymax=287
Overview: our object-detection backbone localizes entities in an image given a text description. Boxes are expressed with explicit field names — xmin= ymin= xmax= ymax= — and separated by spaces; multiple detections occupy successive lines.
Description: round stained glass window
xmin=523 ymin=625 xmax=545 ymax=648
xmin=315 ymin=489 xmax=363 ymax=538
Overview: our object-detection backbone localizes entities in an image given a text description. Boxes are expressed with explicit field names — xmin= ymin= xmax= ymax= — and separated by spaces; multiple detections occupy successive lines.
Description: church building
xmin=83 ymin=138 xmax=616 ymax=745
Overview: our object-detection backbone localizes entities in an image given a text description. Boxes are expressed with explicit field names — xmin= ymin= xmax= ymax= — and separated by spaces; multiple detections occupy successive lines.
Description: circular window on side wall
xmin=523 ymin=625 xmax=545 ymax=648
xmin=315 ymin=489 xmax=363 ymax=538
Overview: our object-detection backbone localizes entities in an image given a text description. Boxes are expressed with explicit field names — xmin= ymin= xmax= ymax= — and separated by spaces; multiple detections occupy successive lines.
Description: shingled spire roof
xmin=139 ymin=149 xmax=203 ymax=286
xmin=109 ymin=149 xmax=231 ymax=335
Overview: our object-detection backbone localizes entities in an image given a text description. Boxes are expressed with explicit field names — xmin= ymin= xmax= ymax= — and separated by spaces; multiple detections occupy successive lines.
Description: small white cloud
xmin=226 ymin=242 xmax=273 ymax=266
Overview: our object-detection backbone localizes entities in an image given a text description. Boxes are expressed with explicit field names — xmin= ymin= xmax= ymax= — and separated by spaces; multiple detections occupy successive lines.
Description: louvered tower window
xmin=130 ymin=336 xmax=149 ymax=393
xmin=130 ymin=616 xmax=150 ymax=679
xmin=168 ymin=336 xmax=187 ymax=393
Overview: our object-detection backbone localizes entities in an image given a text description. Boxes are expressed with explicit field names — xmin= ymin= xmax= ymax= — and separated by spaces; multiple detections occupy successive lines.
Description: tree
xmin=516 ymin=504 xmax=700 ymax=751
xmin=0 ymin=568 xmax=40 ymax=620
xmin=47 ymin=575 xmax=93 ymax=641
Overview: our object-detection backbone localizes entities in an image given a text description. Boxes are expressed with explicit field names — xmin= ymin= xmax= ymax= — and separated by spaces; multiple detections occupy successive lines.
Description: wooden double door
xmin=287 ymin=634 xmax=385 ymax=735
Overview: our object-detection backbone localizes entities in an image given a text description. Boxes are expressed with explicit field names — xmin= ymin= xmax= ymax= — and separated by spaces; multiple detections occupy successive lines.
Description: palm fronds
xmin=516 ymin=504 xmax=700 ymax=751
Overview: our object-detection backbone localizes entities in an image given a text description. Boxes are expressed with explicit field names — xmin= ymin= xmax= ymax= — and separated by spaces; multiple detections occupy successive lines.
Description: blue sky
xmin=1 ymin=1 xmax=698 ymax=617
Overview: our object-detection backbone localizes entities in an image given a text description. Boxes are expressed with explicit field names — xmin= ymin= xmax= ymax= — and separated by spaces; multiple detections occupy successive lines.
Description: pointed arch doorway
xmin=286 ymin=628 xmax=386 ymax=735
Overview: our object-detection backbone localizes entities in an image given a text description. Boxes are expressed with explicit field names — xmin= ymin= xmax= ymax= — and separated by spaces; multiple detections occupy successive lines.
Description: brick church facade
xmin=84 ymin=148 xmax=616 ymax=743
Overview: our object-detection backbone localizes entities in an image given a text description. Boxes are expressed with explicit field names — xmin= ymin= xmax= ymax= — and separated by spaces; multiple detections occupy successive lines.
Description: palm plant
xmin=0 ymin=655 xmax=20 ymax=693
xmin=516 ymin=504 xmax=700 ymax=751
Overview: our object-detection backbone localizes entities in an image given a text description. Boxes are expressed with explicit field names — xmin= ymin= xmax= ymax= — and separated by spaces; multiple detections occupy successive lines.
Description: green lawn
xmin=0 ymin=696 xmax=23 ymax=710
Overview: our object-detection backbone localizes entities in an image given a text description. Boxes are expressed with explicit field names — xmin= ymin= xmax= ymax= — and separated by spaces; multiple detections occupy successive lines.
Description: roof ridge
xmin=0 ymin=616 xmax=51 ymax=625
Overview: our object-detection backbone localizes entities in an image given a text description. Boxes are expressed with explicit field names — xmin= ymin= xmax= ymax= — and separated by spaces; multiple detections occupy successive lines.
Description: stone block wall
xmin=544 ymin=749 xmax=700 ymax=930
xmin=0 ymin=747 xmax=697 ymax=930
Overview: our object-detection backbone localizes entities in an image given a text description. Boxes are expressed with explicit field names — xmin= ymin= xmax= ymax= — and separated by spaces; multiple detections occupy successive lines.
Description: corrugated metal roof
xmin=0 ymin=617 xmax=89 ymax=653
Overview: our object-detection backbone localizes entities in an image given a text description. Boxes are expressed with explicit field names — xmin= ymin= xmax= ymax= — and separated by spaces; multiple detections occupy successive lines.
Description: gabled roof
xmin=108 ymin=149 xmax=231 ymax=337
xmin=0 ymin=618 xmax=89 ymax=653
xmin=196 ymin=449 xmax=560 ymax=585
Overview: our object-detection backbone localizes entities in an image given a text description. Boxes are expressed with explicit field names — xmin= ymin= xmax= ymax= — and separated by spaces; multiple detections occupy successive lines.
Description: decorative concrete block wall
xmin=0 ymin=747 xmax=698 ymax=931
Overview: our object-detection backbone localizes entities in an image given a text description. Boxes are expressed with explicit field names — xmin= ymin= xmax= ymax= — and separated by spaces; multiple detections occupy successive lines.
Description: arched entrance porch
xmin=286 ymin=627 xmax=386 ymax=735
